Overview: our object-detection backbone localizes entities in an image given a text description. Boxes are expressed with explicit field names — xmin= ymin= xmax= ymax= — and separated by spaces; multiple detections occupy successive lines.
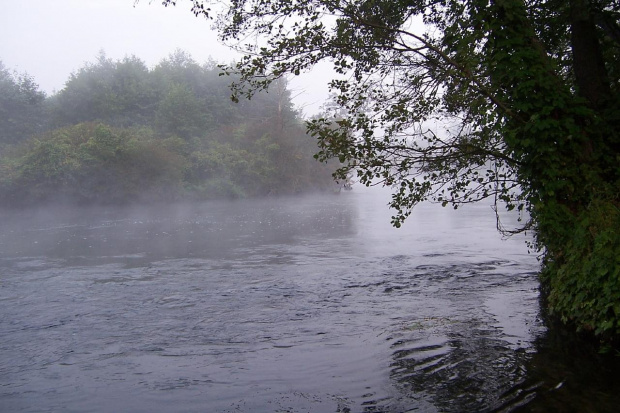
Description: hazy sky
xmin=0 ymin=0 xmax=331 ymax=115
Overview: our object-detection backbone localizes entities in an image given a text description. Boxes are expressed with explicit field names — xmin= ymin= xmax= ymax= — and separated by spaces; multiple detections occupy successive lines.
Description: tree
xmin=156 ymin=82 xmax=207 ymax=139
xmin=0 ymin=61 xmax=47 ymax=145
xmin=50 ymin=52 xmax=156 ymax=128
xmin=2 ymin=123 xmax=187 ymax=204
xmin=156 ymin=0 xmax=620 ymax=339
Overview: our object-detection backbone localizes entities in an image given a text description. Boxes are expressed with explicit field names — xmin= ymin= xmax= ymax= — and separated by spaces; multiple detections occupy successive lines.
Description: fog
xmin=3 ymin=185 xmax=617 ymax=412
xmin=0 ymin=0 xmax=330 ymax=115
xmin=0 ymin=186 xmax=546 ymax=412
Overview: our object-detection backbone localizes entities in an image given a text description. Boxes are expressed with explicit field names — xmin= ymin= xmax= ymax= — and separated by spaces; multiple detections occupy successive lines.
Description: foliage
xmin=50 ymin=52 xmax=157 ymax=128
xmin=540 ymin=197 xmax=620 ymax=336
xmin=0 ymin=52 xmax=337 ymax=206
xmin=1 ymin=123 xmax=186 ymax=204
xmin=157 ymin=0 xmax=620 ymax=339
xmin=156 ymin=82 xmax=207 ymax=139
xmin=0 ymin=61 xmax=47 ymax=145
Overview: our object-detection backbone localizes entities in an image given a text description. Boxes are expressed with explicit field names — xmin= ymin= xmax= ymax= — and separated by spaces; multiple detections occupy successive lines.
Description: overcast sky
xmin=0 ymin=0 xmax=331 ymax=116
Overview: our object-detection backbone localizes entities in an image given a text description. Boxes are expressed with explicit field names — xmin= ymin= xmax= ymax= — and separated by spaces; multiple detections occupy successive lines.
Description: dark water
xmin=1 ymin=187 xmax=619 ymax=412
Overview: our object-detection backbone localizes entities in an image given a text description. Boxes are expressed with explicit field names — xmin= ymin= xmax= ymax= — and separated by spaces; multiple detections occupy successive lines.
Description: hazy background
xmin=0 ymin=0 xmax=331 ymax=115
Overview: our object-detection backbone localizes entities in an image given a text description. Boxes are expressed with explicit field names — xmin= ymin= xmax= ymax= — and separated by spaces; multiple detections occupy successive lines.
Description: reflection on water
xmin=0 ymin=187 xmax=618 ymax=412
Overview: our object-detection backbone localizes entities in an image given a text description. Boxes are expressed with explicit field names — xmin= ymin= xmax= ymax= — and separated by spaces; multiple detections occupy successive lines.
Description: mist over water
xmin=1 ymin=187 xmax=619 ymax=412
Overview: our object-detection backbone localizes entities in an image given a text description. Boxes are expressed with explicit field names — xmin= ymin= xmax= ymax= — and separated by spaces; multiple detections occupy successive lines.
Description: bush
xmin=0 ymin=123 xmax=187 ymax=205
xmin=541 ymin=195 xmax=620 ymax=338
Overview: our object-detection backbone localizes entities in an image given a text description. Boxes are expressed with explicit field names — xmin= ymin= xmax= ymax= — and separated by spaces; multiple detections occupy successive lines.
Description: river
xmin=1 ymin=186 xmax=619 ymax=412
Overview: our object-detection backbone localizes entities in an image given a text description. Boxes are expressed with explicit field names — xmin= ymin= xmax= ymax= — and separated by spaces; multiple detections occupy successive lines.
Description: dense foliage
xmin=0 ymin=51 xmax=336 ymax=205
xmin=0 ymin=62 xmax=47 ymax=145
xmin=158 ymin=0 xmax=620 ymax=339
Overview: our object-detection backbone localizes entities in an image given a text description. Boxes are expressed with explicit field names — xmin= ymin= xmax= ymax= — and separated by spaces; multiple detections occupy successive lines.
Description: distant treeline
xmin=0 ymin=50 xmax=336 ymax=206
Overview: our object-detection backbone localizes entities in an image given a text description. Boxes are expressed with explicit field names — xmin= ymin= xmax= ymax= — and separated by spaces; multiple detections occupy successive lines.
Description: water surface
xmin=1 ymin=187 xmax=618 ymax=412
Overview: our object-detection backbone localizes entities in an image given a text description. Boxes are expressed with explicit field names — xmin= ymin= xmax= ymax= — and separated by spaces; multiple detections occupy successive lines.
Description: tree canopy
xmin=157 ymin=0 xmax=620 ymax=339
xmin=0 ymin=52 xmax=337 ymax=205
xmin=0 ymin=62 xmax=47 ymax=145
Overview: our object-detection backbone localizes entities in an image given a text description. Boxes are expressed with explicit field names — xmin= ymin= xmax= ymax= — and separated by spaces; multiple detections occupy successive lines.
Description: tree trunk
xmin=569 ymin=0 xmax=611 ymax=108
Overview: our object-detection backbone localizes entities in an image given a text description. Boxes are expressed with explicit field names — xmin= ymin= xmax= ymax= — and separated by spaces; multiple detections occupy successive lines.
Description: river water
xmin=1 ymin=187 xmax=619 ymax=412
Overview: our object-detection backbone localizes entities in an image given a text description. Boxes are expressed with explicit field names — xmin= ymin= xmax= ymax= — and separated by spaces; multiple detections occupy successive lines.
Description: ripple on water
xmin=0 ymin=195 xmax=585 ymax=413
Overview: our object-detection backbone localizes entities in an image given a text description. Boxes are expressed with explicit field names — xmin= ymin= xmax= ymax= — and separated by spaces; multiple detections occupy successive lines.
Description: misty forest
xmin=0 ymin=50 xmax=336 ymax=206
